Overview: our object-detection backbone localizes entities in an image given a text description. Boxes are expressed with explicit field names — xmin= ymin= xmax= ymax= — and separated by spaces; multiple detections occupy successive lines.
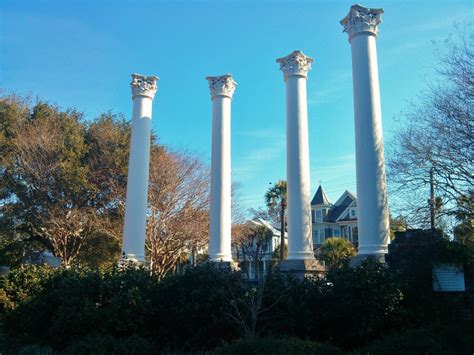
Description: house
xmin=234 ymin=218 xmax=287 ymax=280
xmin=311 ymin=185 xmax=359 ymax=249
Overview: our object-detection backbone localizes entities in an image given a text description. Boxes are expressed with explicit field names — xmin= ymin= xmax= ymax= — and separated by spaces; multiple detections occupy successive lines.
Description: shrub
xmin=269 ymin=259 xmax=405 ymax=350
xmin=148 ymin=262 xmax=244 ymax=350
xmin=0 ymin=265 xmax=55 ymax=316
xmin=211 ymin=337 xmax=343 ymax=355
xmin=1 ymin=263 xmax=244 ymax=352
xmin=63 ymin=335 xmax=156 ymax=355
xmin=355 ymin=322 xmax=474 ymax=355
xmin=2 ymin=265 xmax=159 ymax=351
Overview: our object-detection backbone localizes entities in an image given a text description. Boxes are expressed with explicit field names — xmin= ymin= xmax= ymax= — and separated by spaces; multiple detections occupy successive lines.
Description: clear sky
xmin=1 ymin=0 xmax=472 ymax=215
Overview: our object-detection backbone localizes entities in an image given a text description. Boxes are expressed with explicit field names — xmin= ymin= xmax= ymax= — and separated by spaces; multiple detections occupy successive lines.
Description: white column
xmin=206 ymin=74 xmax=237 ymax=262
xmin=276 ymin=51 xmax=314 ymax=260
xmin=341 ymin=5 xmax=390 ymax=256
xmin=122 ymin=74 xmax=158 ymax=263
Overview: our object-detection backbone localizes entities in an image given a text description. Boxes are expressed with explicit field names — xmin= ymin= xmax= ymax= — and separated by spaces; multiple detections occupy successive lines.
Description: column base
xmin=349 ymin=253 xmax=387 ymax=267
xmin=358 ymin=244 xmax=389 ymax=255
xmin=275 ymin=259 xmax=327 ymax=279
xmin=287 ymin=251 xmax=316 ymax=260
xmin=211 ymin=260 xmax=240 ymax=271
xmin=209 ymin=254 xmax=233 ymax=263
xmin=118 ymin=253 xmax=147 ymax=268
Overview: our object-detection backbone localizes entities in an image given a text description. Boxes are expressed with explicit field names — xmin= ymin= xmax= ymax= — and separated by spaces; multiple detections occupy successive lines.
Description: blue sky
xmin=1 ymin=0 xmax=472 ymax=215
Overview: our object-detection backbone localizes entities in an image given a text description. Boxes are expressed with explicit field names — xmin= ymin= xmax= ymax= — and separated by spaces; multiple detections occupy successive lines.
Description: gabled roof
xmin=326 ymin=191 xmax=356 ymax=222
xmin=250 ymin=218 xmax=281 ymax=237
xmin=311 ymin=185 xmax=331 ymax=206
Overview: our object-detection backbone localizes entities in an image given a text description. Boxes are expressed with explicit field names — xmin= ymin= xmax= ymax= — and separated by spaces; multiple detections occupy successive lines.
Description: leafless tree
xmin=146 ymin=148 xmax=210 ymax=279
xmin=387 ymin=26 xmax=473 ymax=229
xmin=233 ymin=223 xmax=273 ymax=280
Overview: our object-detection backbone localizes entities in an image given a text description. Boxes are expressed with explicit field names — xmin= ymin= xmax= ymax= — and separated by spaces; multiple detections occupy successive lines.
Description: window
xmin=333 ymin=229 xmax=340 ymax=237
xmin=311 ymin=210 xmax=315 ymax=224
xmin=315 ymin=210 xmax=322 ymax=222
xmin=352 ymin=227 xmax=359 ymax=243
xmin=351 ymin=209 xmax=356 ymax=218
xmin=312 ymin=229 xmax=325 ymax=244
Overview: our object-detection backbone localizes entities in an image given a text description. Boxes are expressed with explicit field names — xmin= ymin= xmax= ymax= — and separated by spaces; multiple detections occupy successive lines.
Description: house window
xmin=312 ymin=229 xmax=325 ymax=244
xmin=334 ymin=229 xmax=340 ymax=237
xmin=315 ymin=210 xmax=322 ymax=222
xmin=352 ymin=227 xmax=359 ymax=243
xmin=351 ymin=209 xmax=356 ymax=218
xmin=311 ymin=210 xmax=315 ymax=224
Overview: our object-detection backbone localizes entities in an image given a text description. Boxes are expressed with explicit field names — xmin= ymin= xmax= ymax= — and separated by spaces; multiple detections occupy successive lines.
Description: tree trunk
xmin=280 ymin=202 xmax=285 ymax=260
xmin=429 ymin=166 xmax=436 ymax=229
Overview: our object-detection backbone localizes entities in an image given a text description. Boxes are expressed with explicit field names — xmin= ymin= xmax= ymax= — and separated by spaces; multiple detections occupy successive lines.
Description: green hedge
xmin=211 ymin=337 xmax=343 ymax=355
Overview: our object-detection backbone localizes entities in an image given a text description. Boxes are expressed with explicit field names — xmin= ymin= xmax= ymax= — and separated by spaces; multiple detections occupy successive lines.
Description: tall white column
xmin=276 ymin=51 xmax=314 ymax=260
xmin=122 ymin=74 xmax=158 ymax=263
xmin=341 ymin=5 xmax=390 ymax=256
xmin=206 ymin=74 xmax=237 ymax=262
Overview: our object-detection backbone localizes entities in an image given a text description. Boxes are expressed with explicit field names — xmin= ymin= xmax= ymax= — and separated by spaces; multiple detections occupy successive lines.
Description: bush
xmin=148 ymin=262 xmax=244 ymax=350
xmin=0 ymin=265 xmax=55 ymax=317
xmin=2 ymin=265 xmax=159 ymax=351
xmin=63 ymin=335 xmax=156 ymax=355
xmin=355 ymin=322 xmax=474 ymax=355
xmin=267 ymin=259 xmax=405 ymax=350
xmin=211 ymin=337 xmax=343 ymax=355
xmin=1 ymin=263 xmax=244 ymax=352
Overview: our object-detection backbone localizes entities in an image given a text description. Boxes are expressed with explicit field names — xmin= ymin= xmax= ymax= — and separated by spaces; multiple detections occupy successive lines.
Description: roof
xmin=250 ymin=218 xmax=281 ymax=237
xmin=326 ymin=193 xmax=356 ymax=222
xmin=311 ymin=185 xmax=331 ymax=206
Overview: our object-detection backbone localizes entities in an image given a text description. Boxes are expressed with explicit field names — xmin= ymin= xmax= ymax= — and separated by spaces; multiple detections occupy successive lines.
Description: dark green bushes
xmin=1 ymin=256 xmax=472 ymax=353
xmin=354 ymin=322 xmax=474 ymax=355
xmin=211 ymin=337 xmax=343 ymax=355
xmin=266 ymin=259 xmax=405 ymax=350
xmin=1 ymin=263 xmax=242 ymax=353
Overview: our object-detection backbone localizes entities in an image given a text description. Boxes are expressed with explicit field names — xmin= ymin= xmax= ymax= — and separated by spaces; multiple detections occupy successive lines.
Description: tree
xmin=453 ymin=191 xmax=474 ymax=246
xmin=233 ymin=223 xmax=273 ymax=280
xmin=265 ymin=180 xmax=287 ymax=260
xmin=0 ymin=96 xmax=131 ymax=267
xmin=387 ymin=27 xmax=473 ymax=229
xmin=319 ymin=237 xmax=356 ymax=270
xmin=146 ymin=147 xmax=210 ymax=279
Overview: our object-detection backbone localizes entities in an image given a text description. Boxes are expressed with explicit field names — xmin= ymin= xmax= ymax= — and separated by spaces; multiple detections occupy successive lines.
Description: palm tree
xmin=265 ymin=180 xmax=287 ymax=260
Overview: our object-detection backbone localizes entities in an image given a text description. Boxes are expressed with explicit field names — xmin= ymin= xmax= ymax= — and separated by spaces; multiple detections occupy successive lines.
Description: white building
xmin=234 ymin=218 xmax=288 ymax=280
xmin=311 ymin=185 xmax=359 ymax=249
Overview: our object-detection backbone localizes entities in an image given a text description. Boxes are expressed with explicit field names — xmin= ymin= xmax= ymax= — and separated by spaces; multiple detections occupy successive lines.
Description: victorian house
xmin=311 ymin=185 xmax=359 ymax=249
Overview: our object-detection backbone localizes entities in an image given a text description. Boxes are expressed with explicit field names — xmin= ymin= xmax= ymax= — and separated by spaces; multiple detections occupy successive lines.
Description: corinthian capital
xmin=206 ymin=74 xmax=237 ymax=99
xmin=340 ymin=4 xmax=384 ymax=40
xmin=276 ymin=50 xmax=313 ymax=81
xmin=131 ymin=74 xmax=159 ymax=99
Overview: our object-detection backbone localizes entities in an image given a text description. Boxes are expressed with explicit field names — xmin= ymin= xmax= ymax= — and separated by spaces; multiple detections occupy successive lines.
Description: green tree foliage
xmin=0 ymin=96 xmax=130 ymax=267
xmin=319 ymin=237 xmax=356 ymax=270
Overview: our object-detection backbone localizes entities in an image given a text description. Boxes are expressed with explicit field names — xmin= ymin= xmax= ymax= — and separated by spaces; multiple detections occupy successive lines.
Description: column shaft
xmin=285 ymin=76 xmax=313 ymax=260
xmin=351 ymin=34 xmax=389 ymax=255
xmin=277 ymin=50 xmax=315 ymax=261
xmin=209 ymin=96 xmax=232 ymax=261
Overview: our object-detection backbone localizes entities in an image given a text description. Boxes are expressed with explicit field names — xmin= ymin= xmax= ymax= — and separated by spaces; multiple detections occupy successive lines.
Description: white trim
xmin=335 ymin=199 xmax=357 ymax=222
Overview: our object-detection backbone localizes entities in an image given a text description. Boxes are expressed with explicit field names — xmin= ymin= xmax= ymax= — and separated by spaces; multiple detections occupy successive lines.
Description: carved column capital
xmin=276 ymin=50 xmax=313 ymax=81
xmin=206 ymin=74 xmax=237 ymax=99
xmin=340 ymin=4 xmax=384 ymax=40
xmin=131 ymin=74 xmax=159 ymax=99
